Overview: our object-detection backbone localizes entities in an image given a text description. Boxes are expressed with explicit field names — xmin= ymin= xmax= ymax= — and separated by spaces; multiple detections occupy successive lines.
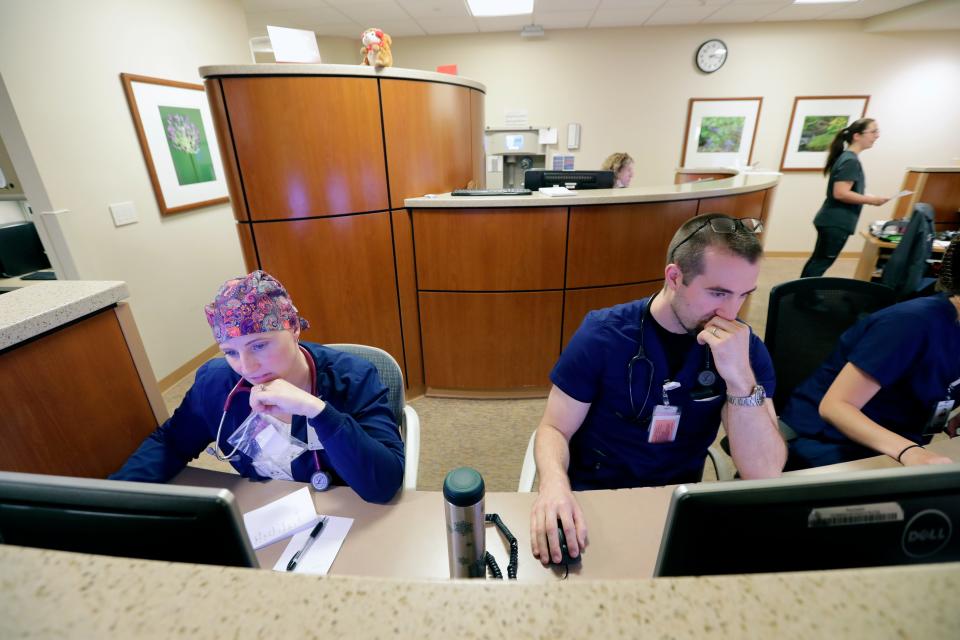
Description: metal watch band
xmin=726 ymin=384 xmax=766 ymax=407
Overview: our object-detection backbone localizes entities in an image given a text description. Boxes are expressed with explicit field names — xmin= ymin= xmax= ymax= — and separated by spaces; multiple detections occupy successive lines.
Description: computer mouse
xmin=553 ymin=521 xmax=581 ymax=566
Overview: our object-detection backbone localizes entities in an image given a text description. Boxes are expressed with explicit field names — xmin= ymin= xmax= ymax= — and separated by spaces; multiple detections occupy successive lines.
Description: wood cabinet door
xmin=419 ymin=291 xmax=562 ymax=391
xmin=250 ymin=213 xmax=405 ymax=374
xmin=381 ymin=80 xmax=473 ymax=208
xmin=0 ymin=309 xmax=158 ymax=478
xmin=413 ymin=207 xmax=567 ymax=291
xmin=566 ymin=200 xmax=698 ymax=288
xmin=562 ymin=283 xmax=661 ymax=349
xmin=222 ymin=77 xmax=389 ymax=219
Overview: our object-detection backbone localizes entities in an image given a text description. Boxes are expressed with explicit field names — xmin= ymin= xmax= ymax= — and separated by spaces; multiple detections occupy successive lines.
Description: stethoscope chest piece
xmin=311 ymin=470 xmax=332 ymax=492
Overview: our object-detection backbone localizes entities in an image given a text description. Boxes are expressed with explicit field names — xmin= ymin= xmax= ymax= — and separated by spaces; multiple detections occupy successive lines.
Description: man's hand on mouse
xmin=530 ymin=474 xmax=587 ymax=565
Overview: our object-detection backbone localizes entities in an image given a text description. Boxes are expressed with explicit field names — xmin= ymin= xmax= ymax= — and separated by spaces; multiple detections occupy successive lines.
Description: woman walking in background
xmin=800 ymin=118 xmax=889 ymax=278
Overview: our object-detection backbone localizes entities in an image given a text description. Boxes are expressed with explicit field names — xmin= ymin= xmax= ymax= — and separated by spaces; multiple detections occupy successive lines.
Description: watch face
xmin=696 ymin=39 xmax=727 ymax=73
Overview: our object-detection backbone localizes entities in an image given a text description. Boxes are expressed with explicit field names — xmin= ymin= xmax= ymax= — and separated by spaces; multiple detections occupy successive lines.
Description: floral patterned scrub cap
xmin=204 ymin=270 xmax=309 ymax=343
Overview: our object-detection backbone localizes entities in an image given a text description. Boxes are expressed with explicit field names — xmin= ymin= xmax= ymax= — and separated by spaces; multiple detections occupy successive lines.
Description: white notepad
xmin=242 ymin=487 xmax=318 ymax=549
xmin=272 ymin=515 xmax=354 ymax=574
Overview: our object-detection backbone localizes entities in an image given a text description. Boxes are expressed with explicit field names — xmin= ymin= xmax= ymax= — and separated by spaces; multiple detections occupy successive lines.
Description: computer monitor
xmin=654 ymin=464 xmax=960 ymax=577
xmin=0 ymin=221 xmax=51 ymax=277
xmin=0 ymin=471 xmax=259 ymax=568
xmin=523 ymin=170 xmax=615 ymax=190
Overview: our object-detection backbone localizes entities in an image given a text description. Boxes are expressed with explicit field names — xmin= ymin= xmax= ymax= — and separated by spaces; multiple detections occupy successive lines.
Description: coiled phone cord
xmin=483 ymin=513 xmax=518 ymax=579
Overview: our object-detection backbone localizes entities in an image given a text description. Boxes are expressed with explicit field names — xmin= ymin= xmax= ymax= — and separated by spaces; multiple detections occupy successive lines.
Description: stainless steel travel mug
xmin=443 ymin=467 xmax=486 ymax=579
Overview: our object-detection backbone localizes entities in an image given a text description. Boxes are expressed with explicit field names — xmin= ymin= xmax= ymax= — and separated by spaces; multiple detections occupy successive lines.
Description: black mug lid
xmin=443 ymin=467 xmax=484 ymax=506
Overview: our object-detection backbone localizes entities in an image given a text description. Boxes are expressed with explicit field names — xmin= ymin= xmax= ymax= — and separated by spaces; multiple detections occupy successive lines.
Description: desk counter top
xmin=199 ymin=63 xmax=486 ymax=92
xmin=405 ymin=172 xmax=779 ymax=208
xmin=3 ymin=545 xmax=957 ymax=639
xmin=905 ymin=166 xmax=960 ymax=173
xmin=0 ymin=280 xmax=128 ymax=351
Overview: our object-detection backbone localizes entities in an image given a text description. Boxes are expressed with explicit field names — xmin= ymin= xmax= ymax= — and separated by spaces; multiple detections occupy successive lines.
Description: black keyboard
xmin=451 ymin=188 xmax=532 ymax=196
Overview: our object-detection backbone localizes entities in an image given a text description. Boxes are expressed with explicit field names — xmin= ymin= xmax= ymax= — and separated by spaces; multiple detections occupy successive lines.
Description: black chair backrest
xmin=764 ymin=277 xmax=896 ymax=415
xmin=881 ymin=203 xmax=935 ymax=300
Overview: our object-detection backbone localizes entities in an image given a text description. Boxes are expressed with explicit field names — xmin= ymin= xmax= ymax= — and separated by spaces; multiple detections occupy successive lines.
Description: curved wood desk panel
xmin=221 ymin=76 xmax=388 ymax=220
xmin=381 ymin=80 xmax=478 ymax=209
xmin=893 ymin=166 xmax=960 ymax=229
xmin=414 ymin=207 xmax=567 ymax=291
xmin=408 ymin=176 xmax=778 ymax=395
xmin=674 ymin=167 xmax=739 ymax=184
xmin=203 ymin=66 xmax=486 ymax=394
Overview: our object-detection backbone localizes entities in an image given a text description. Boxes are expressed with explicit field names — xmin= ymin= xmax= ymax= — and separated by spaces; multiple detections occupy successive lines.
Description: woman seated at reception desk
xmin=111 ymin=270 xmax=405 ymax=503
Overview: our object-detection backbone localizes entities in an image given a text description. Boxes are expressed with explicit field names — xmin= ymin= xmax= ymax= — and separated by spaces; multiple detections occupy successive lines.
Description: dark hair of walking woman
xmin=824 ymin=118 xmax=875 ymax=176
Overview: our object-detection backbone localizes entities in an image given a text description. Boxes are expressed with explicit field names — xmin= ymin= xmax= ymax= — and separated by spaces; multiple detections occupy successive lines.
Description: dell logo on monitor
xmin=902 ymin=509 xmax=952 ymax=558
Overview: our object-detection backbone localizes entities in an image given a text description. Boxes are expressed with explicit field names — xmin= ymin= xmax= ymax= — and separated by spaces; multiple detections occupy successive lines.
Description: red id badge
xmin=648 ymin=405 xmax=680 ymax=443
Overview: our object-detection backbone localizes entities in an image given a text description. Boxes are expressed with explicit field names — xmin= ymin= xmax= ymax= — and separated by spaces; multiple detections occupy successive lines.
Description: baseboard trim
xmin=159 ymin=343 xmax=220 ymax=392
xmin=765 ymin=251 xmax=860 ymax=259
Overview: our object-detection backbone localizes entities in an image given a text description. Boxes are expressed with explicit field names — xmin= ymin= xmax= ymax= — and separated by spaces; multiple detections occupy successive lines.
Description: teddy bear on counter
xmin=360 ymin=28 xmax=393 ymax=68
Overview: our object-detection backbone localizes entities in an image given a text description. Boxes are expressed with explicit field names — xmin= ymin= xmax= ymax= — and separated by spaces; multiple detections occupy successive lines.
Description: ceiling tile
xmin=533 ymin=11 xmax=596 ymax=29
xmin=241 ymin=0 xmax=327 ymax=10
xmin=646 ymin=6 xmax=718 ymax=25
xmin=821 ymin=0 xmax=926 ymax=20
xmin=413 ymin=16 xmax=481 ymax=34
xmin=706 ymin=3 xmax=783 ymax=23
xmin=372 ymin=20 xmax=428 ymax=36
xmin=474 ymin=15 xmax=535 ymax=32
xmin=758 ymin=4 xmax=838 ymax=22
xmin=397 ymin=0 xmax=473 ymax=18
xmin=335 ymin=1 xmax=412 ymax=23
xmin=245 ymin=9 xmax=356 ymax=36
xmin=599 ymin=0 xmax=663 ymax=8
xmin=535 ymin=0 xmax=601 ymax=12
xmin=588 ymin=7 xmax=659 ymax=27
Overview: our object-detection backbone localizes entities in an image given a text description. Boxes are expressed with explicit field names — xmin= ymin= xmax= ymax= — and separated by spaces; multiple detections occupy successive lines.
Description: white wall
xmin=391 ymin=21 xmax=960 ymax=253
xmin=0 ymin=200 xmax=26 ymax=225
xmin=0 ymin=0 xmax=250 ymax=380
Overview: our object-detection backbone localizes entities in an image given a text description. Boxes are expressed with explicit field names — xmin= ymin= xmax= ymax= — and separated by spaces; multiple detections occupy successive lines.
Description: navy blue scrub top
xmin=551 ymin=297 xmax=776 ymax=490
xmin=782 ymin=294 xmax=960 ymax=448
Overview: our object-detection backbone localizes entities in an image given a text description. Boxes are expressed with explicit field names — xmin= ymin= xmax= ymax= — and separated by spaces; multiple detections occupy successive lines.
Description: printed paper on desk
xmin=267 ymin=25 xmax=322 ymax=63
xmin=273 ymin=515 xmax=354 ymax=574
xmin=243 ymin=486 xmax=318 ymax=549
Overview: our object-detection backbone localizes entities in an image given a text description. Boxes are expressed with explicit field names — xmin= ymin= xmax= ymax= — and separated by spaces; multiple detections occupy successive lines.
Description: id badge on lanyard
xmin=924 ymin=376 xmax=960 ymax=436
xmin=649 ymin=381 xmax=681 ymax=443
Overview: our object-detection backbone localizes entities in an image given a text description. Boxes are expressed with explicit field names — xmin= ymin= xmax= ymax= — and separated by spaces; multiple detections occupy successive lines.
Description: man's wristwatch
xmin=726 ymin=384 xmax=766 ymax=407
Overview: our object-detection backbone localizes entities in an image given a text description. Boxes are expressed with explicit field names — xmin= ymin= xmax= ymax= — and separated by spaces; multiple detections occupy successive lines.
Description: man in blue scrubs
xmin=530 ymin=214 xmax=786 ymax=566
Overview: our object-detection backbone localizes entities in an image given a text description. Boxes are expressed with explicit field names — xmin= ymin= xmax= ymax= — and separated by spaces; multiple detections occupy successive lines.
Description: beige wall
xmin=391 ymin=21 xmax=960 ymax=254
xmin=0 ymin=0 xmax=250 ymax=380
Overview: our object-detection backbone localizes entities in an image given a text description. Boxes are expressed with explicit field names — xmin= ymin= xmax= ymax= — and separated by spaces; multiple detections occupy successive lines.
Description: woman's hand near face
xmin=250 ymin=378 xmax=326 ymax=419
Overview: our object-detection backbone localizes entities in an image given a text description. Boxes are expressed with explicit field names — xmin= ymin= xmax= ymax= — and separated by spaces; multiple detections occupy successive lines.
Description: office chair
xmin=763 ymin=277 xmax=897 ymax=416
xmin=881 ymin=203 xmax=935 ymax=300
xmin=326 ymin=344 xmax=420 ymax=491
xmin=717 ymin=277 xmax=896 ymax=463
xmin=517 ymin=430 xmax=735 ymax=491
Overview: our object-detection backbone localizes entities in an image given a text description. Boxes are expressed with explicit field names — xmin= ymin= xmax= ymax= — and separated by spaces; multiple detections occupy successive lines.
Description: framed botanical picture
xmin=120 ymin=73 xmax=229 ymax=215
xmin=681 ymin=97 xmax=762 ymax=168
xmin=779 ymin=95 xmax=870 ymax=172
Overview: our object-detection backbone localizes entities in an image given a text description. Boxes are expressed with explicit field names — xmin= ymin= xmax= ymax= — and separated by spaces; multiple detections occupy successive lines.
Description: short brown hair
xmin=666 ymin=213 xmax=763 ymax=282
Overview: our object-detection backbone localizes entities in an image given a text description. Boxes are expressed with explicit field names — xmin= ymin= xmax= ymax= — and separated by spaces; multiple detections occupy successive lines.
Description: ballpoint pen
xmin=286 ymin=516 xmax=328 ymax=572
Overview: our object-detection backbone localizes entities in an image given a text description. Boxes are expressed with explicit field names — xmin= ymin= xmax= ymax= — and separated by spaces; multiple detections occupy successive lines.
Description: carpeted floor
xmin=171 ymin=257 xmax=857 ymax=492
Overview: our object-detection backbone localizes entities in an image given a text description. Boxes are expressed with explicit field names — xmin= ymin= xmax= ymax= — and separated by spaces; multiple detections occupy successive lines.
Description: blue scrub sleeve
xmin=549 ymin=313 xmax=610 ymax=404
xmin=109 ymin=361 xmax=223 ymax=482
xmin=845 ymin=312 xmax=927 ymax=388
xmin=309 ymin=361 xmax=404 ymax=504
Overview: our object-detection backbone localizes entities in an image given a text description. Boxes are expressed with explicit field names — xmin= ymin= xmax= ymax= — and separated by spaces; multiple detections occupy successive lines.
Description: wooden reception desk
xmin=201 ymin=64 xmax=778 ymax=397
xmin=405 ymin=173 xmax=779 ymax=395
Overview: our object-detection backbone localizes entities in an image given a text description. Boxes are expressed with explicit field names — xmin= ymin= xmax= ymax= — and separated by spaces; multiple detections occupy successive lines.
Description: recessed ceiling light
xmin=466 ymin=0 xmax=534 ymax=18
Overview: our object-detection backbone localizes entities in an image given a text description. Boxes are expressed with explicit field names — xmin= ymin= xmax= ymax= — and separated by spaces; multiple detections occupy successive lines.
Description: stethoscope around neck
xmin=210 ymin=345 xmax=331 ymax=490
xmin=616 ymin=295 xmax=720 ymax=424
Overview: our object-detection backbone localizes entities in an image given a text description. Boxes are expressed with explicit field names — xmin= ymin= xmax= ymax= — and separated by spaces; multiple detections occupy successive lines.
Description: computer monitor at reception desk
xmin=0 ymin=471 xmax=258 ymax=568
xmin=654 ymin=464 xmax=960 ymax=577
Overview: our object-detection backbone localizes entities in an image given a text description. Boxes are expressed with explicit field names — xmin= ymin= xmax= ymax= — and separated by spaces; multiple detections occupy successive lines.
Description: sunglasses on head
xmin=669 ymin=217 xmax=763 ymax=263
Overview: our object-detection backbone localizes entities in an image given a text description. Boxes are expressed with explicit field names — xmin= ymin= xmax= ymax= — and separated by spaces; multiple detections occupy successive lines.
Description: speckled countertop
xmin=0 ymin=281 xmax=128 ymax=351
xmin=1 ymin=545 xmax=957 ymax=639
xmin=405 ymin=173 xmax=779 ymax=208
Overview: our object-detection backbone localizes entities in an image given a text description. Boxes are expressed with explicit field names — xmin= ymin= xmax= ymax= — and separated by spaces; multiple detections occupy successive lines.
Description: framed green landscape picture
xmin=121 ymin=73 xmax=229 ymax=215
xmin=681 ymin=97 xmax=762 ymax=169
xmin=780 ymin=95 xmax=869 ymax=171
